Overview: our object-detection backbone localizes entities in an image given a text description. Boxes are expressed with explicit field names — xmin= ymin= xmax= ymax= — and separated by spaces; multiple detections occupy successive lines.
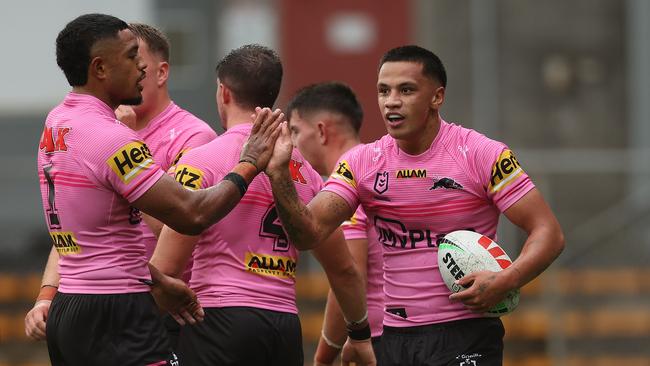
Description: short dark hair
xmin=287 ymin=82 xmax=363 ymax=134
xmin=56 ymin=13 xmax=129 ymax=86
xmin=129 ymin=23 xmax=170 ymax=62
xmin=216 ymin=44 xmax=282 ymax=109
xmin=379 ymin=45 xmax=447 ymax=87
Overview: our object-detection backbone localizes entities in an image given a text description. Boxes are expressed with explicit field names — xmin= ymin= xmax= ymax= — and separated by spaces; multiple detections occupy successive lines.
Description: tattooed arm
xmin=266 ymin=122 xmax=353 ymax=250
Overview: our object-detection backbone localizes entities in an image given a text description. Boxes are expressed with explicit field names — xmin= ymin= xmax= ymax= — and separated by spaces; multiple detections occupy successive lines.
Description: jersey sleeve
xmin=341 ymin=206 xmax=368 ymax=241
xmin=471 ymin=135 xmax=535 ymax=212
xmin=322 ymin=148 xmax=362 ymax=212
xmin=86 ymin=122 xmax=164 ymax=202
xmin=173 ymin=148 xmax=216 ymax=191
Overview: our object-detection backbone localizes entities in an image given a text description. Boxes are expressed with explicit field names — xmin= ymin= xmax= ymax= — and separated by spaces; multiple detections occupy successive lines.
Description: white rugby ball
xmin=437 ymin=230 xmax=519 ymax=316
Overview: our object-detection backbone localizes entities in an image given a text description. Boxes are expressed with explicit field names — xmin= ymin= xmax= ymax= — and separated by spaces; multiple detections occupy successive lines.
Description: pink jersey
xmin=37 ymin=93 xmax=165 ymax=294
xmin=341 ymin=207 xmax=384 ymax=337
xmin=323 ymin=120 xmax=535 ymax=327
xmin=135 ymin=102 xmax=216 ymax=259
xmin=173 ymin=123 xmax=322 ymax=313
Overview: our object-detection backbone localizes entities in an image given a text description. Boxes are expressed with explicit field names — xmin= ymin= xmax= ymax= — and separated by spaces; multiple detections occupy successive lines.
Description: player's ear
xmin=220 ymin=83 xmax=231 ymax=105
xmin=157 ymin=61 xmax=169 ymax=87
xmin=89 ymin=56 xmax=107 ymax=81
xmin=431 ymin=85 xmax=445 ymax=110
xmin=317 ymin=121 xmax=327 ymax=145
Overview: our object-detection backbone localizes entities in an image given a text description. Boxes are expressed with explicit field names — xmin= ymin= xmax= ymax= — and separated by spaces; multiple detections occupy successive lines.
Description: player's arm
xmin=142 ymin=213 xmax=163 ymax=238
xmin=25 ymin=246 xmax=60 ymax=340
xmin=450 ymin=188 xmax=565 ymax=312
xmin=150 ymin=225 xmax=198 ymax=279
xmin=314 ymin=238 xmax=369 ymax=365
xmin=311 ymin=230 xmax=375 ymax=366
xmin=134 ymin=108 xmax=283 ymax=236
xmin=266 ymin=123 xmax=353 ymax=249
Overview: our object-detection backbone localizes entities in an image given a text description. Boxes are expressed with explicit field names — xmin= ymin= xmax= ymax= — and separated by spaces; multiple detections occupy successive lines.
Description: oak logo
xmin=174 ymin=164 xmax=203 ymax=190
xmin=396 ymin=169 xmax=426 ymax=179
xmin=489 ymin=150 xmax=524 ymax=193
xmin=331 ymin=160 xmax=356 ymax=188
xmin=289 ymin=159 xmax=307 ymax=184
xmin=245 ymin=252 xmax=297 ymax=278
xmin=107 ymin=141 xmax=154 ymax=184
xmin=49 ymin=231 xmax=81 ymax=255
xmin=40 ymin=126 xmax=71 ymax=154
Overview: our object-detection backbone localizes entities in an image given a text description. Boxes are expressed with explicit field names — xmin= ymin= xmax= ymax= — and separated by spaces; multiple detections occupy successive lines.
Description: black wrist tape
xmin=347 ymin=323 xmax=371 ymax=341
xmin=223 ymin=172 xmax=248 ymax=197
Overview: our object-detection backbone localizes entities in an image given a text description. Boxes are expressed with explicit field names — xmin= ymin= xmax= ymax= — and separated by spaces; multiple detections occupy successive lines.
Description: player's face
xmin=377 ymin=61 xmax=440 ymax=144
xmin=289 ymin=110 xmax=326 ymax=175
xmin=132 ymin=39 xmax=162 ymax=116
xmin=104 ymin=29 xmax=147 ymax=106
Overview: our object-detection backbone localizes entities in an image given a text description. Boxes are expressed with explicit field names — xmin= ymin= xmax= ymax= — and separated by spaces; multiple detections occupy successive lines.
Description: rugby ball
xmin=437 ymin=230 xmax=519 ymax=316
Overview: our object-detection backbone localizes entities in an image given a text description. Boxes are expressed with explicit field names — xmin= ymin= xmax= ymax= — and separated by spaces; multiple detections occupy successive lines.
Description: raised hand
xmin=264 ymin=120 xmax=293 ymax=177
xmin=240 ymin=107 xmax=285 ymax=172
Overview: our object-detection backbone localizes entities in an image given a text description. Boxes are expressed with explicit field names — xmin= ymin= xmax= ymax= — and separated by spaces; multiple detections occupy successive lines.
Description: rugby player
xmin=34 ymin=14 xmax=281 ymax=365
xmin=285 ymin=82 xmax=384 ymax=365
xmin=266 ymin=45 xmax=565 ymax=365
xmin=25 ymin=23 xmax=217 ymax=347
xmin=150 ymin=45 xmax=375 ymax=366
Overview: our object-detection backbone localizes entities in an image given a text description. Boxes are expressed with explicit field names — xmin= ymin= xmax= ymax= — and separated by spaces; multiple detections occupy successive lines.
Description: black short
xmin=46 ymin=292 xmax=178 ymax=366
xmin=371 ymin=335 xmax=382 ymax=365
xmin=379 ymin=318 xmax=504 ymax=366
xmin=178 ymin=306 xmax=303 ymax=366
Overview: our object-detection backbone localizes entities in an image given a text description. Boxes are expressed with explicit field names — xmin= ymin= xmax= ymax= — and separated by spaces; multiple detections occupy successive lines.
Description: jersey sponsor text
xmin=107 ymin=141 xmax=154 ymax=184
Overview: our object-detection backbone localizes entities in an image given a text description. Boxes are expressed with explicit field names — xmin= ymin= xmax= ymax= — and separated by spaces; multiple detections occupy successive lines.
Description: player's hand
xmin=240 ymin=107 xmax=284 ymax=172
xmin=147 ymin=264 xmax=204 ymax=325
xmin=340 ymin=338 xmax=376 ymax=366
xmin=24 ymin=300 xmax=51 ymax=341
xmin=448 ymin=270 xmax=513 ymax=313
xmin=314 ymin=335 xmax=342 ymax=366
xmin=264 ymin=120 xmax=292 ymax=177
xmin=115 ymin=105 xmax=137 ymax=129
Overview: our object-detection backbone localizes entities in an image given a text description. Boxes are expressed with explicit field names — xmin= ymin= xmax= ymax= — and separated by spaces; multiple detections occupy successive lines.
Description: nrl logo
xmin=373 ymin=171 xmax=389 ymax=194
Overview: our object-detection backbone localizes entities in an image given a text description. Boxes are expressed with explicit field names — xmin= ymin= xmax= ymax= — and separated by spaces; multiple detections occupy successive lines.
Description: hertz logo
xmin=396 ymin=169 xmax=427 ymax=179
xmin=174 ymin=164 xmax=203 ymax=190
xmin=245 ymin=252 xmax=297 ymax=278
xmin=331 ymin=160 xmax=356 ymax=188
xmin=49 ymin=231 xmax=81 ymax=255
xmin=107 ymin=141 xmax=154 ymax=184
xmin=489 ymin=150 xmax=524 ymax=193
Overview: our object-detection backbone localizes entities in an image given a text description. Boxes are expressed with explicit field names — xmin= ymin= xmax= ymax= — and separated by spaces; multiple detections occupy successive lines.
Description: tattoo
xmin=478 ymin=273 xmax=496 ymax=294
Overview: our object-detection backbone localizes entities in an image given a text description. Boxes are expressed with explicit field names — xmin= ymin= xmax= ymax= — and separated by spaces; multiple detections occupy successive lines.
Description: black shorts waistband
xmin=383 ymin=317 xmax=498 ymax=334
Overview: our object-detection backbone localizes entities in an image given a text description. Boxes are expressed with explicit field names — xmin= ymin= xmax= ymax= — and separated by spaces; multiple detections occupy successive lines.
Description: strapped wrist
xmin=238 ymin=158 xmax=258 ymax=173
xmin=321 ymin=330 xmax=343 ymax=349
xmin=346 ymin=322 xmax=371 ymax=341
xmin=223 ymin=172 xmax=248 ymax=197
xmin=36 ymin=285 xmax=57 ymax=302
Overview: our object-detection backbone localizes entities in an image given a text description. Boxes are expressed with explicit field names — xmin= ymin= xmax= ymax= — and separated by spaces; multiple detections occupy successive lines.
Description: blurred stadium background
xmin=1 ymin=0 xmax=649 ymax=365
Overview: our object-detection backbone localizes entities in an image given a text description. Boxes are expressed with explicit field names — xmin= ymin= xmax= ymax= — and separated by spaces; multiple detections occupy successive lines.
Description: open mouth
xmin=386 ymin=113 xmax=405 ymax=126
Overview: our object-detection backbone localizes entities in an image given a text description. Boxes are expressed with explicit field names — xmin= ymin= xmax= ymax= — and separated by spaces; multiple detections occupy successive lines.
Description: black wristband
xmin=223 ymin=172 xmax=248 ymax=197
xmin=347 ymin=323 xmax=371 ymax=341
